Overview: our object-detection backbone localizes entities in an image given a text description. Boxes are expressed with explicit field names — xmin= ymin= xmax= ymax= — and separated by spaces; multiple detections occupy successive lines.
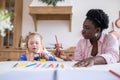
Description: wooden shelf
xmin=0 ymin=49 xmax=26 ymax=61
xmin=29 ymin=6 xmax=72 ymax=32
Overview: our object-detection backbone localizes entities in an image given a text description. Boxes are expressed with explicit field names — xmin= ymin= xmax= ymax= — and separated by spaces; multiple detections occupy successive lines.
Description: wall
xmin=22 ymin=0 xmax=120 ymax=49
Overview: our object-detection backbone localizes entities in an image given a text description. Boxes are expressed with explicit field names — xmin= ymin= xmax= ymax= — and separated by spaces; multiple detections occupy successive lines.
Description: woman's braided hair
xmin=86 ymin=9 xmax=109 ymax=31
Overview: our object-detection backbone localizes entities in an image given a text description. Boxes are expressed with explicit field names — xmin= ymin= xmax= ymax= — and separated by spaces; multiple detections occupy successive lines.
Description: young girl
xmin=19 ymin=32 xmax=56 ymax=61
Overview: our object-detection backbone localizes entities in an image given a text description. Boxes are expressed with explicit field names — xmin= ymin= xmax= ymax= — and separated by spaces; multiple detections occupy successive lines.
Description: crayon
xmin=109 ymin=70 xmax=120 ymax=78
xmin=13 ymin=63 xmax=18 ymax=68
xmin=47 ymin=64 xmax=52 ymax=68
xmin=40 ymin=59 xmax=46 ymax=62
xmin=55 ymin=35 xmax=60 ymax=56
xmin=25 ymin=63 xmax=37 ymax=67
xmin=17 ymin=63 xmax=28 ymax=68
xmin=61 ymin=64 xmax=64 ymax=68
xmin=41 ymin=63 xmax=47 ymax=68
xmin=35 ymin=63 xmax=41 ymax=68
xmin=55 ymin=64 xmax=59 ymax=68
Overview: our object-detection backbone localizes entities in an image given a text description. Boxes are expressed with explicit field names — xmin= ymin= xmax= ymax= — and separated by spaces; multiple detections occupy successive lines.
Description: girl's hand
xmin=73 ymin=57 xmax=95 ymax=67
xmin=27 ymin=52 xmax=34 ymax=61
xmin=39 ymin=52 xmax=49 ymax=61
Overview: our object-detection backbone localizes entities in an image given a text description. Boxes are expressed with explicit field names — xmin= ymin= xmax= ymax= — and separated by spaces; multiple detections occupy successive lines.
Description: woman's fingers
xmin=74 ymin=59 xmax=94 ymax=67
xmin=55 ymin=49 xmax=61 ymax=57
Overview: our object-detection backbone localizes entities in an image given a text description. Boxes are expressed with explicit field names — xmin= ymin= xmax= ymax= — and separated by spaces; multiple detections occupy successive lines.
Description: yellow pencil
xmin=61 ymin=64 xmax=64 ymax=68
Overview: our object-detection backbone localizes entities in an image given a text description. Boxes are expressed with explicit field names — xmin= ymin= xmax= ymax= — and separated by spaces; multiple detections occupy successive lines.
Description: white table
xmin=0 ymin=61 xmax=120 ymax=80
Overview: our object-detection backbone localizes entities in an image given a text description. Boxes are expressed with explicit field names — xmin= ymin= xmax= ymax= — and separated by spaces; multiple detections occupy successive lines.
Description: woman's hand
xmin=74 ymin=57 xmax=95 ymax=67
xmin=54 ymin=49 xmax=67 ymax=60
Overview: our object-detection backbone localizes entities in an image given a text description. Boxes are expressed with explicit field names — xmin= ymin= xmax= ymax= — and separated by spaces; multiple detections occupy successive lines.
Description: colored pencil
xmin=47 ymin=63 xmax=54 ymax=68
xmin=55 ymin=35 xmax=60 ymax=50
xmin=41 ymin=63 xmax=47 ymax=68
xmin=25 ymin=63 xmax=37 ymax=67
xmin=35 ymin=63 xmax=41 ymax=68
xmin=55 ymin=35 xmax=60 ymax=56
xmin=109 ymin=70 xmax=120 ymax=78
xmin=61 ymin=64 xmax=64 ymax=68
xmin=12 ymin=63 xmax=18 ymax=68
xmin=55 ymin=64 xmax=59 ymax=68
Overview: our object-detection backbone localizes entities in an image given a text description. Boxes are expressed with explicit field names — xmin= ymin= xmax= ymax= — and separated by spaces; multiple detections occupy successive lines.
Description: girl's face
xmin=27 ymin=35 xmax=42 ymax=53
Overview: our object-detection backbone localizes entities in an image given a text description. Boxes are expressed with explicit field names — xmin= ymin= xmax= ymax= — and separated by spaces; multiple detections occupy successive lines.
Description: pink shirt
xmin=74 ymin=33 xmax=119 ymax=64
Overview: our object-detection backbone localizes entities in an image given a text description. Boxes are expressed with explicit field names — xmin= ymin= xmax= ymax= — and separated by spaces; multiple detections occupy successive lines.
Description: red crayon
xmin=109 ymin=70 xmax=120 ymax=78
xmin=35 ymin=63 xmax=41 ymax=68
xmin=55 ymin=35 xmax=60 ymax=50
xmin=55 ymin=35 xmax=60 ymax=56
xmin=47 ymin=64 xmax=54 ymax=68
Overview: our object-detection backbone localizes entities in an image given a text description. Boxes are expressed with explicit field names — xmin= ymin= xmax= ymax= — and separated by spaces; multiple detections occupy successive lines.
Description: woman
xmin=55 ymin=9 xmax=119 ymax=67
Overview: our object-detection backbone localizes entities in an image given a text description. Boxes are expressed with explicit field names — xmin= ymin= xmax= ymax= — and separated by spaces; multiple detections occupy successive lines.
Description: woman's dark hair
xmin=86 ymin=9 xmax=109 ymax=31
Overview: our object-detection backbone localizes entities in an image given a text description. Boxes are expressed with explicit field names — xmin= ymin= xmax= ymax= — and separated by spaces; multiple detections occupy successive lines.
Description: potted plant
xmin=38 ymin=0 xmax=64 ymax=7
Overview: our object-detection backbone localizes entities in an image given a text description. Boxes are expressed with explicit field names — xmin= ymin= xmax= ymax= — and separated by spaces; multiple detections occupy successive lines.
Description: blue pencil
xmin=25 ymin=63 xmax=37 ymax=67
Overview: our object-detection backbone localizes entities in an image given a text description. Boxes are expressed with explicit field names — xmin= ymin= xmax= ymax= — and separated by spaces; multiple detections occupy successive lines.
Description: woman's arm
xmin=100 ymin=34 xmax=119 ymax=64
xmin=74 ymin=56 xmax=107 ymax=67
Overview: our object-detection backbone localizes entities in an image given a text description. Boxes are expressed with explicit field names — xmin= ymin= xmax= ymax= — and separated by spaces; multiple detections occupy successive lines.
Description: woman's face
xmin=82 ymin=19 xmax=99 ymax=39
xmin=28 ymin=35 xmax=42 ymax=53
